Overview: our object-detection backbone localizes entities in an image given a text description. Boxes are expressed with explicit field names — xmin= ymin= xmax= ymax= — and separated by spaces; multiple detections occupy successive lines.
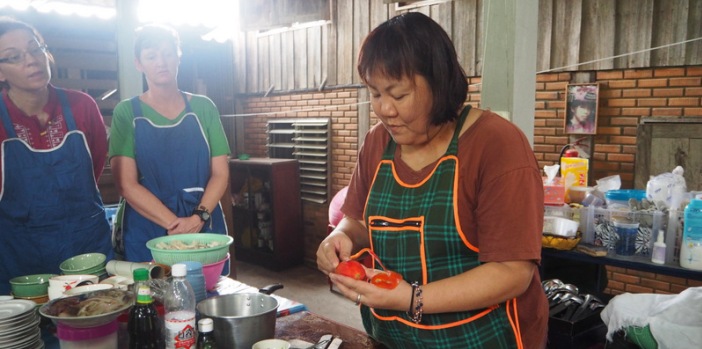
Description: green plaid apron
xmin=361 ymin=106 xmax=521 ymax=349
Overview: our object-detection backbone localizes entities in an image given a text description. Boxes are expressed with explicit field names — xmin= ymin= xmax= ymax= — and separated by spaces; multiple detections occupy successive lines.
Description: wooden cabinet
xmin=229 ymin=158 xmax=303 ymax=270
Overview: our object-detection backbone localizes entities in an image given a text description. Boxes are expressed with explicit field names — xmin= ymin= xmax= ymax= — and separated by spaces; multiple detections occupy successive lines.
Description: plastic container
xmin=543 ymin=216 xmax=579 ymax=238
xmin=605 ymin=189 xmax=646 ymax=209
xmin=57 ymin=319 xmax=118 ymax=349
xmin=613 ymin=221 xmax=639 ymax=256
xmin=681 ymin=198 xmax=702 ymax=270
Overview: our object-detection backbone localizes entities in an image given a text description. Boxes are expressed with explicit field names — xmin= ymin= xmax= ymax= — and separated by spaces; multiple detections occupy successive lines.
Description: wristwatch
xmin=193 ymin=206 xmax=210 ymax=222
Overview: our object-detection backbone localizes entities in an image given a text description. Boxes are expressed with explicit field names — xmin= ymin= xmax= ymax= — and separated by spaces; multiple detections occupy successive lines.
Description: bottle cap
xmin=171 ymin=263 xmax=187 ymax=277
xmin=198 ymin=318 xmax=214 ymax=333
xmin=133 ymin=268 xmax=149 ymax=281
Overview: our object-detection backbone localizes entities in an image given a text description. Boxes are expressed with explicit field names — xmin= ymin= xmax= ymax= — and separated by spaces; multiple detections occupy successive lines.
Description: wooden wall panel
xmin=686 ymin=0 xmax=702 ymax=63
xmin=258 ymin=36 xmax=270 ymax=91
xmin=352 ymin=0 xmax=370 ymax=85
xmin=453 ymin=0 xmax=479 ymax=76
xmin=580 ymin=0 xmax=615 ymax=71
xmin=651 ymin=0 xmax=689 ymax=66
xmin=282 ymin=31 xmax=295 ymax=91
xmin=307 ymin=26 xmax=323 ymax=88
xmin=294 ymin=29 xmax=308 ymax=89
xmin=336 ymin=0 xmax=354 ymax=85
xmin=270 ymin=34 xmax=282 ymax=90
xmin=615 ymin=0 xmax=654 ymax=68
xmin=551 ymin=0 xmax=582 ymax=71
xmin=232 ymin=0 xmax=702 ymax=94
xmin=245 ymin=31 xmax=258 ymax=93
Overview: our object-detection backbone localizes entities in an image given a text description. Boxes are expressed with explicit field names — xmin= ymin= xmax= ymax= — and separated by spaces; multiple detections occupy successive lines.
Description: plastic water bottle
xmin=129 ymin=268 xmax=164 ymax=349
xmin=681 ymin=198 xmax=702 ymax=270
xmin=164 ymin=264 xmax=197 ymax=349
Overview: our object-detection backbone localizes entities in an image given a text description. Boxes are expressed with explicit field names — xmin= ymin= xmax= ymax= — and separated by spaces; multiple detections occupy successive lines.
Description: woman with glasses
xmin=0 ymin=17 xmax=113 ymax=294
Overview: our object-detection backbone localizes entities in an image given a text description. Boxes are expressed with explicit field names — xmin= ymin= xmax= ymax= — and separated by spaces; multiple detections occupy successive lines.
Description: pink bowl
xmin=203 ymin=253 xmax=229 ymax=291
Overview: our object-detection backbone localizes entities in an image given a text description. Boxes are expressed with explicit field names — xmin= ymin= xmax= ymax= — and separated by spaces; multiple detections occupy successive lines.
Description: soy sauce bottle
xmin=197 ymin=318 xmax=217 ymax=349
xmin=129 ymin=268 xmax=164 ymax=349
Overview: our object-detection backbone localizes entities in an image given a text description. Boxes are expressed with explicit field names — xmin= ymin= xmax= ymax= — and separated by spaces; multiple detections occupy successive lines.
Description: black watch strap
xmin=193 ymin=206 xmax=210 ymax=222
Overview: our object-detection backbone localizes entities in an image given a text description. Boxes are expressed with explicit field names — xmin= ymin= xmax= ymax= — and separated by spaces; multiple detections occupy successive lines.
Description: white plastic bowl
xmin=543 ymin=216 xmax=579 ymax=238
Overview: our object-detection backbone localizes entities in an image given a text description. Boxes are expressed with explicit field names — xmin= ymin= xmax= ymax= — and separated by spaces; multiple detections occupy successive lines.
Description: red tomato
xmin=335 ymin=260 xmax=367 ymax=281
xmin=370 ymin=270 xmax=403 ymax=289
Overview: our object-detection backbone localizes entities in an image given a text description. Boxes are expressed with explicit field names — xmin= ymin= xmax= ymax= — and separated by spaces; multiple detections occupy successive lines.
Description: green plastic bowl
xmin=146 ymin=233 xmax=233 ymax=266
xmin=10 ymin=273 xmax=56 ymax=297
xmin=59 ymin=253 xmax=107 ymax=273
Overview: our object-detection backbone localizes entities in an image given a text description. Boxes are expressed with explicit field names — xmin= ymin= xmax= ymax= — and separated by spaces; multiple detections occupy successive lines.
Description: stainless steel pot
xmin=197 ymin=284 xmax=282 ymax=349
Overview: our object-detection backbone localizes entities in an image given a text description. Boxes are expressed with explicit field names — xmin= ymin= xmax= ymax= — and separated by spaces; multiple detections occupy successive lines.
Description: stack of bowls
xmin=179 ymin=262 xmax=206 ymax=303
xmin=59 ymin=253 xmax=107 ymax=278
xmin=9 ymin=274 xmax=55 ymax=305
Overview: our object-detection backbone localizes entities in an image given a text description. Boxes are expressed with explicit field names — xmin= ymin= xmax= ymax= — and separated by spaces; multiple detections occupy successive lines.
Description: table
xmin=41 ymin=277 xmax=308 ymax=349
xmin=276 ymin=311 xmax=386 ymax=349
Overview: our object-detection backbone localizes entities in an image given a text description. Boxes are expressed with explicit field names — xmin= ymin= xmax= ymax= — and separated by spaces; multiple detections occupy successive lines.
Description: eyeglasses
xmin=0 ymin=45 xmax=48 ymax=65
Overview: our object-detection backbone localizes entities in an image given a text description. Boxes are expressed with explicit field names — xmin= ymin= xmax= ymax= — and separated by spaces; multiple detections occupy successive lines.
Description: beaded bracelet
xmin=407 ymin=281 xmax=424 ymax=323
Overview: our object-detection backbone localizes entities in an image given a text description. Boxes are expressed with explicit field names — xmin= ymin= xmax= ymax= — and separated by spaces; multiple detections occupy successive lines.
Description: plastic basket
xmin=146 ymin=233 xmax=233 ymax=266
xmin=625 ymin=325 xmax=658 ymax=349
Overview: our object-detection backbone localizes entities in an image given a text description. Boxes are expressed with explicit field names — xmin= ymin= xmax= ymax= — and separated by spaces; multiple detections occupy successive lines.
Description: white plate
xmin=0 ymin=300 xmax=36 ymax=321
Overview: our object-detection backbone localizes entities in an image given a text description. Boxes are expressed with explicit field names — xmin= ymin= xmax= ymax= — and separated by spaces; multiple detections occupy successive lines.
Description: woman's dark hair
xmin=357 ymin=12 xmax=468 ymax=125
xmin=0 ymin=17 xmax=50 ymax=91
xmin=134 ymin=24 xmax=181 ymax=59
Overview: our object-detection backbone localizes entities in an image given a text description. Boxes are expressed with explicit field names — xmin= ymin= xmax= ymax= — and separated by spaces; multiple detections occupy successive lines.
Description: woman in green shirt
xmin=109 ymin=24 xmax=230 ymax=262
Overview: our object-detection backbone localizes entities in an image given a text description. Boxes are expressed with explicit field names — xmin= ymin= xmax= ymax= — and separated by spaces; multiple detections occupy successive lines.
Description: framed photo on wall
xmin=564 ymin=83 xmax=599 ymax=135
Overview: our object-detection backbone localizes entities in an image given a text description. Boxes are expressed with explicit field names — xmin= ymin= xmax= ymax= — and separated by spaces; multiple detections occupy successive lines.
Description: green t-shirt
xmin=108 ymin=93 xmax=230 ymax=159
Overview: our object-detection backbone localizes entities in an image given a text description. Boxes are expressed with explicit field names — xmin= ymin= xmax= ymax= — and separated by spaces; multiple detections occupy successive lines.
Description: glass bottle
xmin=128 ymin=268 xmax=164 ymax=349
xmin=197 ymin=318 xmax=217 ymax=349
xmin=164 ymin=263 xmax=197 ymax=349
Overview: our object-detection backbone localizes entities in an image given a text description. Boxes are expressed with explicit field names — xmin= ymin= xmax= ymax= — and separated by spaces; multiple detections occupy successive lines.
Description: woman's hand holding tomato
xmin=335 ymin=260 xmax=367 ymax=281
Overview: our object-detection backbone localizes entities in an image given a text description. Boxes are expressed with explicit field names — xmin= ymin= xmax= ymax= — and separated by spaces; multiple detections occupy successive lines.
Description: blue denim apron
xmin=121 ymin=94 xmax=228 ymax=271
xmin=0 ymin=89 xmax=112 ymax=294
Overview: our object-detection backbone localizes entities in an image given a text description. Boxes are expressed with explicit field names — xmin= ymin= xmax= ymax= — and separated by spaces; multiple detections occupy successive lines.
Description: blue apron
xmin=0 ymin=89 xmax=113 ymax=294
xmin=121 ymin=93 xmax=228 ymax=270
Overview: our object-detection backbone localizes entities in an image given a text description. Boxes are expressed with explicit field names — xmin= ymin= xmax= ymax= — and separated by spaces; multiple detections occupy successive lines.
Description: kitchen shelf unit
xmin=229 ymin=158 xmax=303 ymax=270
xmin=267 ymin=118 xmax=331 ymax=204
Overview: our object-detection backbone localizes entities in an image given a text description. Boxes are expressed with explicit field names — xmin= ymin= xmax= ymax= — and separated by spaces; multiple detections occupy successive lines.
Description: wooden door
xmin=635 ymin=118 xmax=702 ymax=191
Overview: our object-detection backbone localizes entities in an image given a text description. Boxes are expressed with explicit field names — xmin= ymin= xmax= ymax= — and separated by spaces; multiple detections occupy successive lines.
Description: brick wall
xmin=235 ymin=65 xmax=702 ymax=294
xmin=238 ymin=89 xmax=360 ymax=265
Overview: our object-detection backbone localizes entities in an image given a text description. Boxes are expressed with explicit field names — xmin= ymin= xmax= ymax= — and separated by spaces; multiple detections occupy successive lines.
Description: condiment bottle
xmin=651 ymin=230 xmax=666 ymax=265
xmin=164 ymin=264 xmax=197 ymax=349
xmin=197 ymin=318 xmax=217 ymax=349
xmin=681 ymin=198 xmax=702 ymax=270
xmin=129 ymin=268 xmax=164 ymax=349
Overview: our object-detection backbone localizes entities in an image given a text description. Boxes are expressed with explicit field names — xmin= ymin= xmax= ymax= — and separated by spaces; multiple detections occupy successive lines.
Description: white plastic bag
xmin=646 ymin=166 xmax=687 ymax=210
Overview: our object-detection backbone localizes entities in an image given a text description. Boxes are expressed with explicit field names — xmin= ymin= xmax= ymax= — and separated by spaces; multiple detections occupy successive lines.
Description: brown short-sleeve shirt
xmin=343 ymin=110 xmax=548 ymax=348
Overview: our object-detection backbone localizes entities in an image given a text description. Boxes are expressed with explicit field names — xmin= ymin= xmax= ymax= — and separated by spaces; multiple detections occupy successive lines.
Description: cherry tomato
xmin=335 ymin=260 xmax=367 ymax=281
xmin=370 ymin=270 xmax=403 ymax=289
